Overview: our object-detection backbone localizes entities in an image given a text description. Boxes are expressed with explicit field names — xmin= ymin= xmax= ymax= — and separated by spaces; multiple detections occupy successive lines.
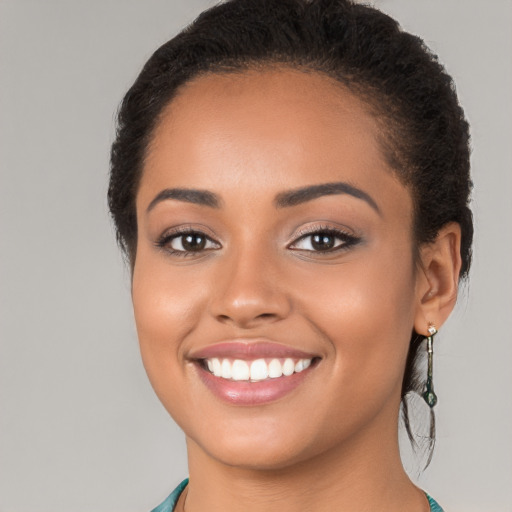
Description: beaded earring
xmin=422 ymin=324 xmax=438 ymax=408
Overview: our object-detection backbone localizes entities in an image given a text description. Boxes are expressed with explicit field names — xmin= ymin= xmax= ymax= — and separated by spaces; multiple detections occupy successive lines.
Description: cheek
xmin=131 ymin=251 xmax=208 ymax=391
xmin=293 ymin=249 xmax=417 ymax=397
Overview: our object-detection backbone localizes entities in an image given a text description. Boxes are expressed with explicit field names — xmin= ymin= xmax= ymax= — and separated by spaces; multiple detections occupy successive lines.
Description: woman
xmin=108 ymin=0 xmax=472 ymax=510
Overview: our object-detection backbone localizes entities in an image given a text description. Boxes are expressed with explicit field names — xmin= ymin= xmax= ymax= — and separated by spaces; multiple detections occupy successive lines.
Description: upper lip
xmin=189 ymin=340 xmax=319 ymax=361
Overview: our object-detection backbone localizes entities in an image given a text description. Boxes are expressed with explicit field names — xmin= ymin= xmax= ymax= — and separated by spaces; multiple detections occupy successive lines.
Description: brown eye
xmin=158 ymin=230 xmax=221 ymax=255
xmin=289 ymin=228 xmax=360 ymax=253
xmin=311 ymin=233 xmax=335 ymax=251
xmin=179 ymin=233 xmax=207 ymax=251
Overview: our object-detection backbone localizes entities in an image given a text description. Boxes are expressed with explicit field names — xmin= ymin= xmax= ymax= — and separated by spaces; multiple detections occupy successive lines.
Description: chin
xmin=195 ymin=434 xmax=318 ymax=471
xmin=183 ymin=408 xmax=354 ymax=472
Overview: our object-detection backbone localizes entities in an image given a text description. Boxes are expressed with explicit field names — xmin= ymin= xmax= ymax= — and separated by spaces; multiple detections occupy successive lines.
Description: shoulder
xmin=150 ymin=479 xmax=189 ymax=512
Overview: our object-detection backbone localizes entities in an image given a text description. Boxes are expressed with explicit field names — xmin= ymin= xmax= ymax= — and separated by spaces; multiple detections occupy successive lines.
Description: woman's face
xmin=132 ymin=69 xmax=425 ymax=469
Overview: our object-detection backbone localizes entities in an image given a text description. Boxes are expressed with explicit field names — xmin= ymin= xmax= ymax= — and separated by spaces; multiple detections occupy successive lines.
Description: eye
xmin=170 ymin=232 xmax=213 ymax=252
xmin=289 ymin=228 xmax=360 ymax=253
xmin=157 ymin=229 xmax=221 ymax=256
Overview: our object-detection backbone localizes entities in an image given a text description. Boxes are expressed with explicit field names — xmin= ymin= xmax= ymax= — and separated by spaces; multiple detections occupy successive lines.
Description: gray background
xmin=1 ymin=1 xmax=511 ymax=511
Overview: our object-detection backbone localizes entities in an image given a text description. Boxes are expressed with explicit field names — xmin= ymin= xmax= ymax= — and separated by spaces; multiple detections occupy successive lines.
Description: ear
xmin=414 ymin=222 xmax=462 ymax=336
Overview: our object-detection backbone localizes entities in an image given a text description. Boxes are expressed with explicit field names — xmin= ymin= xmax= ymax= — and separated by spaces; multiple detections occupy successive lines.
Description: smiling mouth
xmin=200 ymin=357 xmax=318 ymax=382
xmin=190 ymin=341 xmax=321 ymax=405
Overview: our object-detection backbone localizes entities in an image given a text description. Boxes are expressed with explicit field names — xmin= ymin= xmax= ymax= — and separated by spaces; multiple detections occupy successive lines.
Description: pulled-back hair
xmin=109 ymin=0 xmax=472 ymax=462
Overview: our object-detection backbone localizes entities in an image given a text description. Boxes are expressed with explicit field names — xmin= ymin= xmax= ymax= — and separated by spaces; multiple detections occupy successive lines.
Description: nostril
xmin=211 ymin=288 xmax=292 ymax=327
xmin=214 ymin=310 xmax=281 ymax=328
xmin=257 ymin=313 xmax=276 ymax=320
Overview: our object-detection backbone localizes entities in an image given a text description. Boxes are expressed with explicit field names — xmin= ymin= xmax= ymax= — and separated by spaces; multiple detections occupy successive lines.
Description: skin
xmin=132 ymin=68 xmax=461 ymax=512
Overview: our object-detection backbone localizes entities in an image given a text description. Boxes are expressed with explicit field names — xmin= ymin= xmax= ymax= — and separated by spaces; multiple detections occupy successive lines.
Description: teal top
xmin=150 ymin=479 xmax=189 ymax=512
xmin=150 ymin=478 xmax=444 ymax=512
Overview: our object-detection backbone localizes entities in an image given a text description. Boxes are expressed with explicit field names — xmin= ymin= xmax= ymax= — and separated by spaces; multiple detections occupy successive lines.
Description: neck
xmin=183 ymin=411 xmax=429 ymax=512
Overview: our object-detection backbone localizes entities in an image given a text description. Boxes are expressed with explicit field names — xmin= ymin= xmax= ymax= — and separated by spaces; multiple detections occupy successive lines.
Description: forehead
xmin=140 ymin=68 xmax=410 ymax=215
xmin=148 ymin=68 xmax=381 ymax=165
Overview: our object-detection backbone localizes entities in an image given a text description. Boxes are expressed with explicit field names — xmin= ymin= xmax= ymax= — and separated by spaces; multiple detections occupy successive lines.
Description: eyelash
xmin=155 ymin=225 xmax=361 ymax=257
xmin=288 ymin=225 xmax=361 ymax=254
xmin=155 ymin=227 xmax=221 ymax=258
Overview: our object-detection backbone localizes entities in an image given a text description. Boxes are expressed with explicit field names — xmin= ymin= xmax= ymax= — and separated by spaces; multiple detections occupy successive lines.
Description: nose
xmin=208 ymin=247 xmax=292 ymax=329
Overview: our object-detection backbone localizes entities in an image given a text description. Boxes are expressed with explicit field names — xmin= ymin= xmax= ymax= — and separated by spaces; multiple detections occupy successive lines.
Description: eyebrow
xmin=274 ymin=181 xmax=380 ymax=214
xmin=146 ymin=188 xmax=221 ymax=212
xmin=146 ymin=181 xmax=380 ymax=214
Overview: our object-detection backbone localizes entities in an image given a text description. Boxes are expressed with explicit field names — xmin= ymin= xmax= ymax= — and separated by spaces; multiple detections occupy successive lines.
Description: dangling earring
xmin=422 ymin=324 xmax=438 ymax=408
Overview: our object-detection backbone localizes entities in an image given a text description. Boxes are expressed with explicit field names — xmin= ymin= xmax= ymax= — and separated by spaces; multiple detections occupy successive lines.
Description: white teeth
xmin=212 ymin=358 xmax=222 ymax=377
xmin=205 ymin=357 xmax=314 ymax=381
xmin=250 ymin=359 xmax=269 ymax=381
xmin=231 ymin=359 xmax=250 ymax=381
xmin=221 ymin=359 xmax=232 ymax=379
xmin=268 ymin=358 xmax=283 ymax=378
xmin=282 ymin=358 xmax=295 ymax=376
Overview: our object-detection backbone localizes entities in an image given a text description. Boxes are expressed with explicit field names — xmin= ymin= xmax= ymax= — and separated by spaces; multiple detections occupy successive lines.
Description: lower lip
xmin=195 ymin=363 xmax=315 ymax=406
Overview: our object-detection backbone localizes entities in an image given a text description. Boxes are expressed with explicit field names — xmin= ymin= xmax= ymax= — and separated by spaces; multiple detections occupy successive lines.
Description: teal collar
xmin=150 ymin=478 xmax=188 ymax=512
